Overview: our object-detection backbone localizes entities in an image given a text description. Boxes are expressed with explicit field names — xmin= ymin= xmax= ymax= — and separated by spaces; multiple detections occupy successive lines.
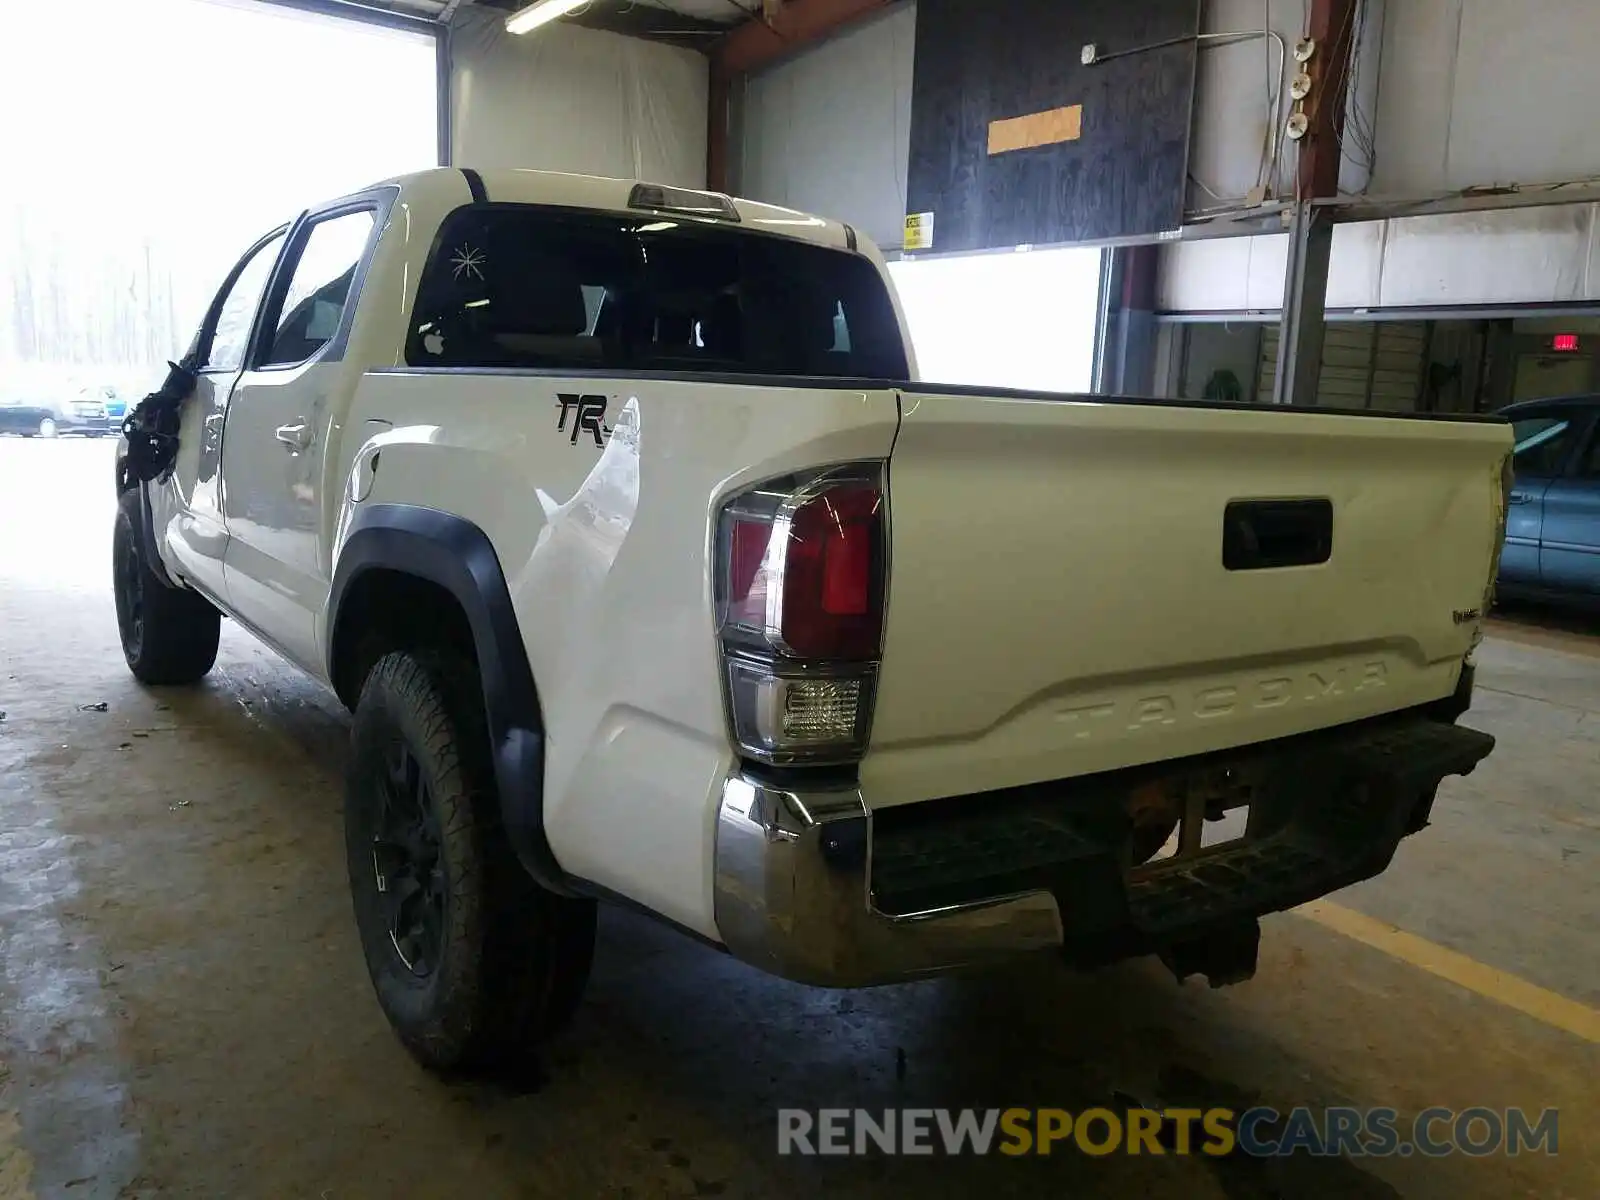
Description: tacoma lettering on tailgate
xmin=1054 ymin=661 xmax=1390 ymax=739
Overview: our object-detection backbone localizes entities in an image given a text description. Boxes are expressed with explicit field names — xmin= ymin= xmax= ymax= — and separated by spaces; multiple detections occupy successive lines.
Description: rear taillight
xmin=715 ymin=463 xmax=887 ymax=766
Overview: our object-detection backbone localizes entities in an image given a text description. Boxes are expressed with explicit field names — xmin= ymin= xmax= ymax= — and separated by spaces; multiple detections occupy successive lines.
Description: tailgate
xmin=862 ymin=392 xmax=1511 ymax=807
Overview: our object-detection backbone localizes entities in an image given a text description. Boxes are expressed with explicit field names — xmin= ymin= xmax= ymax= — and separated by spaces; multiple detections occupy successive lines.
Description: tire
xmin=112 ymin=489 xmax=221 ymax=684
xmin=38 ymin=417 xmax=57 ymax=438
xmin=345 ymin=650 xmax=596 ymax=1074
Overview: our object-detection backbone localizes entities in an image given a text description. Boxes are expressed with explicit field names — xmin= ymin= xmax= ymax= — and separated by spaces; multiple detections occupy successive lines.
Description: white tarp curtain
xmin=889 ymin=247 xmax=1104 ymax=393
xmin=0 ymin=0 xmax=437 ymax=393
xmin=448 ymin=5 xmax=707 ymax=189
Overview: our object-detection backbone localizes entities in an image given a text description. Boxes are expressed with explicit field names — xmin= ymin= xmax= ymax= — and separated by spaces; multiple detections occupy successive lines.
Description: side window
xmin=203 ymin=231 xmax=286 ymax=373
xmin=1511 ymin=416 xmax=1579 ymax=477
xmin=260 ymin=209 xmax=376 ymax=368
xmin=1577 ymin=418 xmax=1600 ymax=478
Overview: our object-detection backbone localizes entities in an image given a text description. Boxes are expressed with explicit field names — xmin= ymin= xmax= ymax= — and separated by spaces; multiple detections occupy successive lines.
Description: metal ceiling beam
xmin=711 ymin=0 xmax=895 ymax=77
xmin=253 ymin=0 xmax=443 ymax=35
xmin=1322 ymin=181 xmax=1600 ymax=224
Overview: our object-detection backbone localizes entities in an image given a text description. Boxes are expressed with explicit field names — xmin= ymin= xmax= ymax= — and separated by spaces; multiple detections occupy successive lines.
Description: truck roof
xmin=361 ymin=166 xmax=859 ymax=255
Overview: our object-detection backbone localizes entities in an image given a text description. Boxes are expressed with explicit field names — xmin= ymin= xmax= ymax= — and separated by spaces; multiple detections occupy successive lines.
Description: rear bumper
xmin=712 ymin=696 xmax=1493 ymax=988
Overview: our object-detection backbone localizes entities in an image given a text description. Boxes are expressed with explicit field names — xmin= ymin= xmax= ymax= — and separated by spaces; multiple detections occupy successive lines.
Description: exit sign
xmin=1552 ymin=333 xmax=1581 ymax=352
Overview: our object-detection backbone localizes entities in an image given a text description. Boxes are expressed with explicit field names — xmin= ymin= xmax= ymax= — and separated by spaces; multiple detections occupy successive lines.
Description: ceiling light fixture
xmin=504 ymin=0 xmax=589 ymax=36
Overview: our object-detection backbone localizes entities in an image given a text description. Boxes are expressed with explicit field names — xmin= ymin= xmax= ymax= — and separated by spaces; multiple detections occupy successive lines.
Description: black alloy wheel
xmin=115 ymin=529 xmax=146 ymax=662
xmin=370 ymin=740 xmax=448 ymax=977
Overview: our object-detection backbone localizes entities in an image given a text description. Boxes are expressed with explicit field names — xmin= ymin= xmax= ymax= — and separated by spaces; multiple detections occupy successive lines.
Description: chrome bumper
xmin=712 ymin=774 xmax=1064 ymax=987
xmin=711 ymin=706 xmax=1496 ymax=989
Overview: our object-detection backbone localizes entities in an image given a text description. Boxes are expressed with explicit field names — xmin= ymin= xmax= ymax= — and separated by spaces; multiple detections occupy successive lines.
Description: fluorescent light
xmin=504 ymin=0 xmax=589 ymax=35
xmin=636 ymin=221 xmax=678 ymax=233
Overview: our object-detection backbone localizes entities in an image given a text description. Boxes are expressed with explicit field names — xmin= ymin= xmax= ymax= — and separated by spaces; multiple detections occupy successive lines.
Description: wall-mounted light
xmin=504 ymin=0 xmax=589 ymax=36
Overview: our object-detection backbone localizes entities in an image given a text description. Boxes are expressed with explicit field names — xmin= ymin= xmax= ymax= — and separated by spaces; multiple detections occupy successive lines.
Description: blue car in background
xmin=1497 ymin=394 xmax=1600 ymax=609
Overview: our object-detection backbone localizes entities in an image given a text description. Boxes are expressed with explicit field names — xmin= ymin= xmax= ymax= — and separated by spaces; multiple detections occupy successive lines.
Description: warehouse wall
xmin=1170 ymin=0 xmax=1600 ymax=314
xmin=1370 ymin=0 xmax=1600 ymax=195
xmin=1187 ymin=0 xmax=1382 ymax=207
xmin=449 ymin=5 xmax=708 ymax=188
xmin=1160 ymin=202 xmax=1600 ymax=312
xmin=731 ymin=3 xmax=916 ymax=252
xmin=1192 ymin=0 xmax=1600 ymax=204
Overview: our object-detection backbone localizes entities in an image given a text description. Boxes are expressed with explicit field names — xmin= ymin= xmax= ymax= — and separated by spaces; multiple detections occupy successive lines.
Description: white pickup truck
xmin=113 ymin=168 xmax=1508 ymax=1073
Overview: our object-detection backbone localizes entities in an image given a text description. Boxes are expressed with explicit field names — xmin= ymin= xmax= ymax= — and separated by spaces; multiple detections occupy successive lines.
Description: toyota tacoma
xmin=112 ymin=168 xmax=1510 ymax=1073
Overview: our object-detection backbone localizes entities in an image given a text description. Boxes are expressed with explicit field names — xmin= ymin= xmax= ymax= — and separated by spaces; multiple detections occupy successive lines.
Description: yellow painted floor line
xmin=1296 ymin=900 xmax=1600 ymax=1045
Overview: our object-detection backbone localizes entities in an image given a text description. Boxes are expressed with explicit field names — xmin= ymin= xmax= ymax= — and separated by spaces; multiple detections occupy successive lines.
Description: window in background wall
xmin=887 ymin=246 xmax=1104 ymax=392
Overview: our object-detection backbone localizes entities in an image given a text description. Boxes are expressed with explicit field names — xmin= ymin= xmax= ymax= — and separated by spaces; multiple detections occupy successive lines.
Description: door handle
xmin=275 ymin=421 xmax=312 ymax=452
xmin=1508 ymin=492 xmax=1533 ymax=505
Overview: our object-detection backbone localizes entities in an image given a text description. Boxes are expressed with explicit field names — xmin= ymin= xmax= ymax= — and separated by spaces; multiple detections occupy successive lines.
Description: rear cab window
xmin=405 ymin=206 xmax=910 ymax=380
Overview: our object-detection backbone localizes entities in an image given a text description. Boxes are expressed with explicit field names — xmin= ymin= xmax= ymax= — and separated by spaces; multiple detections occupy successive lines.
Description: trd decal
xmin=556 ymin=394 xmax=612 ymax=447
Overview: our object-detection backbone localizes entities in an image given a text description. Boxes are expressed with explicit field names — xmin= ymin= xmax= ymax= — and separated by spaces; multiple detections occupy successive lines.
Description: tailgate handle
xmin=1223 ymin=499 xmax=1333 ymax=571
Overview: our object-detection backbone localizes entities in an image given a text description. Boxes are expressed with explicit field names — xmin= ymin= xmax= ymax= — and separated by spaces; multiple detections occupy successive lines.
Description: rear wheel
xmin=112 ymin=489 xmax=221 ymax=684
xmin=37 ymin=417 xmax=57 ymax=438
xmin=346 ymin=650 xmax=596 ymax=1074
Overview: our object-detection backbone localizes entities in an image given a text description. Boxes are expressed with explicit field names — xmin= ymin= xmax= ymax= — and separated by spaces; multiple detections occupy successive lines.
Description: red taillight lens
xmin=714 ymin=463 xmax=887 ymax=766
xmin=780 ymin=484 xmax=883 ymax=659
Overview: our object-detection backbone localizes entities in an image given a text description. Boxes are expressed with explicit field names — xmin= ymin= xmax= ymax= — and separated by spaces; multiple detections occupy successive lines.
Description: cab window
xmin=259 ymin=209 xmax=377 ymax=368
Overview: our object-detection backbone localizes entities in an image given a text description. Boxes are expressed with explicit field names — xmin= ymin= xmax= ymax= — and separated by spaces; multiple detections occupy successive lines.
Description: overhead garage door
xmin=3 ymin=0 xmax=439 ymax=385
xmin=1257 ymin=321 xmax=1428 ymax=409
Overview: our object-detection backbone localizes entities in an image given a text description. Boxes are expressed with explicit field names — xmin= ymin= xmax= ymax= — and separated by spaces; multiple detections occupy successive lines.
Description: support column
xmin=1271 ymin=0 xmax=1358 ymax=405
xmin=1272 ymin=203 xmax=1334 ymax=406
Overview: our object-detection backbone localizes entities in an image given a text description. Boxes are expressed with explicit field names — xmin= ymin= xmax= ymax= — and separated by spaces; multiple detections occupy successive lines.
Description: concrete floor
xmin=0 ymin=437 xmax=1595 ymax=1200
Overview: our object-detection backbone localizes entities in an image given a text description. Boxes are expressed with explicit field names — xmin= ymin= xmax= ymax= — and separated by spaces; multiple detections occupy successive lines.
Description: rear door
xmin=1537 ymin=406 xmax=1600 ymax=595
xmin=1501 ymin=409 xmax=1587 ymax=586
xmin=222 ymin=199 xmax=383 ymax=669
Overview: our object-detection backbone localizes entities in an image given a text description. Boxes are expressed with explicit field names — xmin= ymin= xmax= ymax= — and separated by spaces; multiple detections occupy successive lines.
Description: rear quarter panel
xmin=333 ymin=371 xmax=899 ymax=935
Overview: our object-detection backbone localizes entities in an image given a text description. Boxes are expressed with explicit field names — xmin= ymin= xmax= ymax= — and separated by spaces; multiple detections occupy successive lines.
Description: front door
xmin=1500 ymin=411 xmax=1586 ymax=587
xmin=1539 ymin=410 xmax=1600 ymax=595
xmin=220 ymin=204 xmax=378 ymax=672
xmin=161 ymin=226 xmax=287 ymax=601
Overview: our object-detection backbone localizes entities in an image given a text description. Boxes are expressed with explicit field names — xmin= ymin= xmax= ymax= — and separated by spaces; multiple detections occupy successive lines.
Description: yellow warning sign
xmin=904 ymin=211 xmax=935 ymax=251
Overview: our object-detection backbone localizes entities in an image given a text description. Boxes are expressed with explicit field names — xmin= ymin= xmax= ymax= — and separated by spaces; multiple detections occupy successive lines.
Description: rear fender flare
xmin=328 ymin=503 xmax=572 ymax=893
